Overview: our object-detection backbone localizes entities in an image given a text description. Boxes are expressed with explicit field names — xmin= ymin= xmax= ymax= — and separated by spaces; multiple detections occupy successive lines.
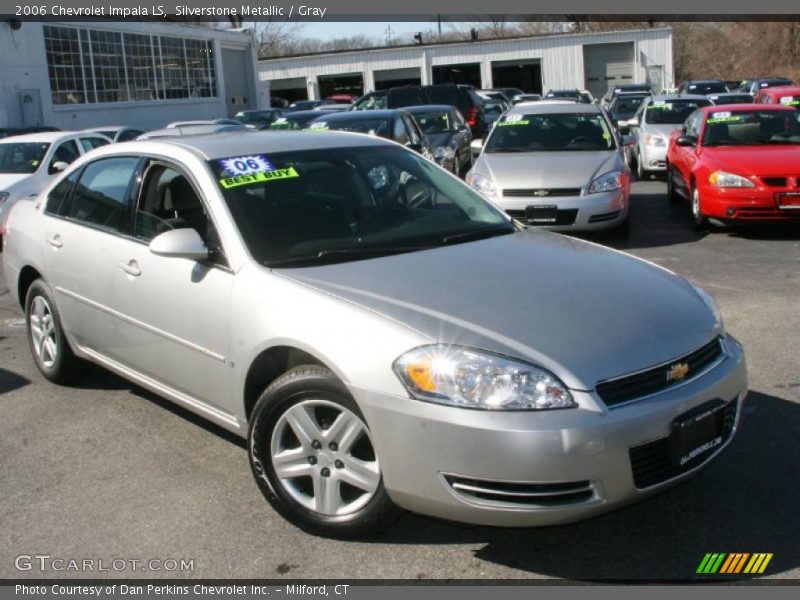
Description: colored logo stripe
xmin=697 ymin=553 xmax=773 ymax=574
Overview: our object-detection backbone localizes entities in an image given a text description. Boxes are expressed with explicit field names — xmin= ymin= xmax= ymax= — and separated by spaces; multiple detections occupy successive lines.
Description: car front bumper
xmin=350 ymin=334 xmax=746 ymax=527
xmin=639 ymin=143 xmax=668 ymax=171
xmin=700 ymin=185 xmax=800 ymax=221
xmin=490 ymin=187 xmax=629 ymax=232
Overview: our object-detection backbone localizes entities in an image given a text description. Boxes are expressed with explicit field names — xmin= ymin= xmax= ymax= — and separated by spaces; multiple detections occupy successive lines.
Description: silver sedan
xmin=467 ymin=102 xmax=632 ymax=233
xmin=2 ymin=131 xmax=747 ymax=537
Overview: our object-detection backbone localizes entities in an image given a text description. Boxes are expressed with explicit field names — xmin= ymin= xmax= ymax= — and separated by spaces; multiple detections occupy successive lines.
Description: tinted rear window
xmin=388 ymin=88 xmax=425 ymax=108
xmin=425 ymin=87 xmax=468 ymax=112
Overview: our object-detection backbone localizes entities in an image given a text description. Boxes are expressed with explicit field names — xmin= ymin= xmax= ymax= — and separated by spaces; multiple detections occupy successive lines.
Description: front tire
xmin=248 ymin=365 xmax=397 ymax=538
xmin=636 ymin=151 xmax=649 ymax=180
xmin=25 ymin=279 xmax=83 ymax=383
xmin=691 ymin=186 xmax=713 ymax=232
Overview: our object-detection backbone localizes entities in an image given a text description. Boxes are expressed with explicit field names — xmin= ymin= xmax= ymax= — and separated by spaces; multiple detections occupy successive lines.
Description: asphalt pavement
xmin=1 ymin=178 xmax=799 ymax=580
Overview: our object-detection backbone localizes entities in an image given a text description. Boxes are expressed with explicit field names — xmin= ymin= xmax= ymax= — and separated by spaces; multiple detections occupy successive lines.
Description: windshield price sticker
xmin=649 ymin=102 xmax=672 ymax=110
xmin=307 ymin=122 xmax=329 ymax=130
xmin=218 ymin=155 xmax=275 ymax=177
xmin=219 ymin=167 xmax=300 ymax=189
xmin=499 ymin=115 xmax=530 ymax=127
xmin=780 ymin=96 xmax=800 ymax=105
xmin=708 ymin=111 xmax=742 ymax=123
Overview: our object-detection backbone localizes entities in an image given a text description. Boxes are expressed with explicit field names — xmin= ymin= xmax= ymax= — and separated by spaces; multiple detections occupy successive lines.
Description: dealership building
xmin=0 ymin=20 xmax=258 ymax=130
xmin=258 ymin=27 xmax=673 ymax=103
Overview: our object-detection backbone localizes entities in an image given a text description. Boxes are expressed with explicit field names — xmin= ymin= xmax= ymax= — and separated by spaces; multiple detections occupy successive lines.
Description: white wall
xmin=0 ymin=22 xmax=255 ymax=130
xmin=258 ymin=28 xmax=673 ymax=99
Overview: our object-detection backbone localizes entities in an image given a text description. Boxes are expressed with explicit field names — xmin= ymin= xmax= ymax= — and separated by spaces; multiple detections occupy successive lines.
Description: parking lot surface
xmin=1 ymin=178 xmax=799 ymax=580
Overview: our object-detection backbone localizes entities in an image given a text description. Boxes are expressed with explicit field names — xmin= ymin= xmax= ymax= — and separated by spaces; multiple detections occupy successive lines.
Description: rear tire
xmin=25 ymin=279 xmax=84 ymax=383
xmin=666 ymin=165 xmax=682 ymax=204
xmin=248 ymin=365 xmax=398 ymax=538
xmin=636 ymin=153 xmax=649 ymax=180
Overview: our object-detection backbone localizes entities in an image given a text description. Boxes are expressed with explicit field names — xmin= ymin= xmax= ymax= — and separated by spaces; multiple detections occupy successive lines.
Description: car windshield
xmin=95 ymin=130 xmax=116 ymax=139
xmin=269 ymin=115 xmax=314 ymax=130
xmin=0 ymin=142 xmax=49 ymax=174
xmin=687 ymin=82 xmax=728 ymax=94
xmin=413 ymin=111 xmax=452 ymax=134
xmin=646 ymin=99 xmax=711 ymax=124
xmin=209 ymin=145 xmax=513 ymax=266
xmin=235 ymin=111 xmax=277 ymax=124
xmin=308 ymin=118 xmax=391 ymax=137
xmin=546 ymin=91 xmax=580 ymax=99
xmin=710 ymin=95 xmax=753 ymax=104
xmin=611 ymin=96 xmax=647 ymax=114
xmin=703 ymin=110 xmax=800 ymax=145
xmin=353 ymin=94 xmax=387 ymax=111
xmin=485 ymin=113 xmax=615 ymax=152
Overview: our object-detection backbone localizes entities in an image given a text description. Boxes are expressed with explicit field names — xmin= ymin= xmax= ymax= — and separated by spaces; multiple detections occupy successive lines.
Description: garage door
xmin=583 ymin=42 xmax=634 ymax=100
xmin=222 ymin=48 xmax=251 ymax=116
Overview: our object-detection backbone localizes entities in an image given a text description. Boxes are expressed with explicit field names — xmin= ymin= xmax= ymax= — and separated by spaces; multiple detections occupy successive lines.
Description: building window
xmin=43 ymin=25 xmax=218 ymax=105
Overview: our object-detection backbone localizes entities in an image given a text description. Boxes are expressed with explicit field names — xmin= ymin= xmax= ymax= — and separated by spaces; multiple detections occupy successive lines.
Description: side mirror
xmin=675 ymin=136 xmax=697 ymax=147
xmin=49 ymin=161 xmax=69 ymax=174
xmin=621 ymin=135 xmax=636 ymax=146
xmin=406 ymin=142 xmax=423 ymax=153
xmin=149 ymin=228 xmax=208 ymax=261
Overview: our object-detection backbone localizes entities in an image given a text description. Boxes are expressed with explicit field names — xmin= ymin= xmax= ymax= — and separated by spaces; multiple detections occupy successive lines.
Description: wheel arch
xmin=243 ymin=344 xmax=345 ymax=422
xmin=17 ymin=265 xmax=43 ymax=311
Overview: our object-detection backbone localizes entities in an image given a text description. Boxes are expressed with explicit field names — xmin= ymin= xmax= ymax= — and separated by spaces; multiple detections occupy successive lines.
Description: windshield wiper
xmin=266 ymin=245 xmax=431 ymax=267
xmin=442 ymin=225 xmax=514 ymax=245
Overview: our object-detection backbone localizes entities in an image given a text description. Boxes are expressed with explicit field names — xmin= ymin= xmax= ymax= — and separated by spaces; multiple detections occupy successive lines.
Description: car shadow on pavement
xmin=377 ymin=390 xmax=799 ymax=581
xmin=0 ymin=366 xmax=30 ymax=394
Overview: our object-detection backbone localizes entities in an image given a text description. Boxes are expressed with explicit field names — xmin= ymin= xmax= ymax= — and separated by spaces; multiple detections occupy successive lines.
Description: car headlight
xmin=709 ymin=170 xmax=754 ymax=188
xmin=393 ymin=345 xmax=576 ymax=411
xmin=588 ymin=171 xmax=624 ymax=194
xmin=643 ymin=134 xmax=666 ymax=147
xmin=465 ymin=172 xmax=497 ymax=197
xmin=432 ymin=146 xmax=455 ymax=163
xmin=691 ymin=283 xmax=723 ymax=329
xmin=0 ymin=191 xmax=8 ymax=207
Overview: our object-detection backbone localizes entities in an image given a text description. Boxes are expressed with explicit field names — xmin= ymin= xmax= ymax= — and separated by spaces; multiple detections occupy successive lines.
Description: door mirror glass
xmin=675 ymin=135 xmax=697 ymax=147
xmin=149 ymin=228 xmax=208 ymax=260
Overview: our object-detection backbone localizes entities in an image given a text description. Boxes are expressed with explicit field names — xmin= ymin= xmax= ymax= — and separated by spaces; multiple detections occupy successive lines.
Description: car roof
xmin=0 ymin=131 xmax=79 ymax=143
xmin=508 ymin=102 xmax=601 ymax=115
xmin=699 ymin=103 xmax=795 ymax=114
xmin=759 ymin=85 xmax=800 ymax=95
xmin=648 ymin=94 xmax=710 ymax=102
xmin=403 ymin=105 xmax=453 ymax=113
xmin=310 ymin=110 xmax=401 ymax=121
xmin=127 ymin=130 xmax=392 ymax=160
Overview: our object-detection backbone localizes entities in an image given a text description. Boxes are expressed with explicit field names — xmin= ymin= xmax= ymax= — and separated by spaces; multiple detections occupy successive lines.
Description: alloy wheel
xmin=29 ymin=295 xmax=58 ymax=369
xmin=270 ymin=399 xmax=380 ymax=516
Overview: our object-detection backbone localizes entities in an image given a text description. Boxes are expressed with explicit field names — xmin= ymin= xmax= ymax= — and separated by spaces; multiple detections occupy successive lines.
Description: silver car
xmin=466 ymin=102 xmax=632 ymax=233
xmin=627 ymin=95 xmax=712 ymax=179
xmin=2 ymin=131 xmax=747 ymax=538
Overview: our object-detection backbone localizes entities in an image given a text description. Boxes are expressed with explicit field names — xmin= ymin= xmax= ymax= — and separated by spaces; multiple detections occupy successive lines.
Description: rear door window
xmin=49 ymin=140 xmax=80 ymax=173
xmin=66 ymin=157 xmax=139 ymax=233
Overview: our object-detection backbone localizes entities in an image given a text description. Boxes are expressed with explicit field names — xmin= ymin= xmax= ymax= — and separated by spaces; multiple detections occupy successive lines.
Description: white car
xmin=0 ymin=131 xmax=111 ymax=246
xmin=84 ymin=126 xmax=146 ymax=143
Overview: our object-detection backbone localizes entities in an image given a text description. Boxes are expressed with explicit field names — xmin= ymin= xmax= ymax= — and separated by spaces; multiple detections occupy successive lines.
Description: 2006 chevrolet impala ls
xmin=1 ymin=131 xmax=747 ymax=537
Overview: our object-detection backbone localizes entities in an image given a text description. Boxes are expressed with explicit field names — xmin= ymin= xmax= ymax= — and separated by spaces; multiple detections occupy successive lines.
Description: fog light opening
xmin=726 ymin=208 xmax=736 ymax=217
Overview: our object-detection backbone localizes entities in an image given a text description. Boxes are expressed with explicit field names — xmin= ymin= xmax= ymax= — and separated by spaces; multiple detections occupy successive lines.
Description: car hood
xmin=276 ymin=231 xmax=718 ymax=390
xmin=0 ymin=173 xmax=31 ymax=190
xmin=644 ymin=123 xmax=682 ymax=138
xmin=477 ymin=151 xmax=617 ymax=190
xmin=426 ymin=132 xmax=454 ymax=148
xmin=702 ymin=145 xmax=800 ymax=176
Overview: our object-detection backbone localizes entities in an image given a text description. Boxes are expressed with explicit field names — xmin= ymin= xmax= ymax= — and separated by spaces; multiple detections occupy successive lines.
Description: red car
xmin=754 ymin=85 xmax=800 ymax=107
xmin=666 ymin=104 xmax=800 ymax=230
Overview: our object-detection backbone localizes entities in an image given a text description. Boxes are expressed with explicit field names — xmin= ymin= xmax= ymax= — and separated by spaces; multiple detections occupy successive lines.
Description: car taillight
xmin=466 ymin=106 xmax=478 ymax=127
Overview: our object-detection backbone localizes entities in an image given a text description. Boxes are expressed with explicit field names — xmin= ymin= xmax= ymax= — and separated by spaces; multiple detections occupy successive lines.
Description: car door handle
xmin=46 ymin=234 xmax=62 ymax=248
xmin=118 ymin=260 xmax=141 ymax=277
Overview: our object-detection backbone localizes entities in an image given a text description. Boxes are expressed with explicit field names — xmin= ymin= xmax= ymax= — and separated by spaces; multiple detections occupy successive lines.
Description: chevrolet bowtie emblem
xmin=667 ymin=362 xmax=690 ymax=382
xmin=534 ymin=189 xmax=550 ymax=197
